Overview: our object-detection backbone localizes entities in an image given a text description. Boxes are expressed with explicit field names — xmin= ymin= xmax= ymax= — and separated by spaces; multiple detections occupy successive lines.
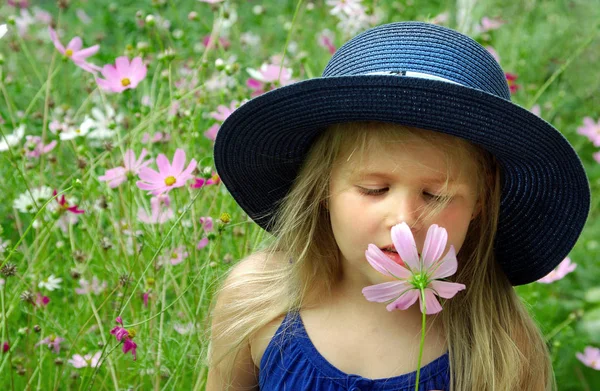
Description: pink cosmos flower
xmin=53 ymin=190 xmax=85 ymax=214
xmin=198 ymin=0 xmax=225 ymax=3
xmin=362 ymin=222 xmax=466 ymax=314
xmin=138 ymin=195 xmax=174 ymax=224
xmin=141 ymin=132 xmax=171 ymax=144
xmin=506 ymin=73 xmax=520 ymax=94
xmin=576 ymin=346 xmax=600 ymax=370
xmin=197 ymin=237 xmax=209 ymax=250
xmin=594 ymin=151 xmax=600 ymax=164
xmin=530 ymin=104 xmax=541 ymax=117
xmin=99 ymin=149 xmax=152 ymax=188
xmin=191 ymin=173 xmax=220 ymax=189
xmin=24 ymin=136 xmax=57 ymax=158
xmin=2 ymin=342 xmax=9 ymax=353
xmin=477 ymin=17 xmax=506 ymax=33
xmin=35 ymin=335 xmax=64 ymax=353
xmin=536 ymin=257 xmax=577 ymax=283
xmin=202 ymin=35 xmax=230 ymax=50
xmin=200 ymin=216 xmax=214 ymax=232
xmin=8 ymin=0 xmax=29 ymax=9
xmin=246 ymin=63 xmax=295 ymax=97
xmin=110 ymin=317 xmax=137 ymax=360
xmin=317 ymin=29 xmax=336 ymax=55
xmin=161 ymin=247 xmax=189 ymax=266
xmin=68 ymin=351 xmax=102 ymax=368
xmin=142 ymin=291 xmax=151 ymax=307
xmin=35 ymin=292 xmax=50 ymax=307
xmin=137 ymin=149 xmax=197 ymax=196
xmin=204 ymin=123 xmax=220 ymax=141
xmin=210 ymin=102 xmax=238 ymax=122
xmin=577 ymin=117 xmax=600 ymax=147
xmin=48 ymin=27 xmax=101 ymax=74
xmin=485 ymin=45 xmax=500 ymax=63
xmin=96 ymin=56 xmax=147 ymax=93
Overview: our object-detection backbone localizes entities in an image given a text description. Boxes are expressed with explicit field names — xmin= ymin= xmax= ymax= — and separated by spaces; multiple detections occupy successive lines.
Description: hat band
xmin=365 ymin=70 xmax=462 ymax=86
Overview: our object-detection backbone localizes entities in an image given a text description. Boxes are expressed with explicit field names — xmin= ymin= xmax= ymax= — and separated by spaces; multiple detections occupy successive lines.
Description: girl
xmin=205 ymin=21 xmax=590 ymax=390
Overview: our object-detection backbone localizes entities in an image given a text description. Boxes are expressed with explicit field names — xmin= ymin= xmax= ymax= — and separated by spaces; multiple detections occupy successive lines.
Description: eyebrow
xmin=353 ymin=171 xmax=456 ymax=184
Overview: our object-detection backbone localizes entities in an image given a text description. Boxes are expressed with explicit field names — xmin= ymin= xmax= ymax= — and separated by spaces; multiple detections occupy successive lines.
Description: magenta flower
xmin=110 ymin=317 xmax=138 ymax=360
xmin=576 ymin=346 xmax=600 ymax=370
xmin=35 ymin=335 xmax=64 ymax=354
xmin=137 ymin=195 xmax=174 ymax=224
xmin=68 ymin=352 xmax=102 ymax=368
xmin=52 ymin=190 xmax=85 ymax=214
xmin=24 ymin=136 xmax=57 ymax=158
xmin=96 ymin=56 xmax=147 ymax=93
xmin=197 ymin=237 xmax=209 ymax=250
xmin=2 ymin=342 xmax=9 ymax=353
xmin=191 ymin=173 xmax=220 ymax=189
xmin=577 ymin=117 xmax=600 ymax=147
xmin=35 ymin=292 xmax=50 ymax=307
xmin=317 ymin=29 xmax=336 ymax=55
xmin=505 ymin=73 xmax=520 ymax=94
xmin=99 ymin=149 xmax=152 ymax=188
xmin=48 ymin=27 xmax=101 ymax=74
xmin=137 ymin=148 xmax=197 ymax=196
xmin=537 ymin=257 xmax=577 ymax=283
xmin=362 ymin=222 xmax=466 ymax=314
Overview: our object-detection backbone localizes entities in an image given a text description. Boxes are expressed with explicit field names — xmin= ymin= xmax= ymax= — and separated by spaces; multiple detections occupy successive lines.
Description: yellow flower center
xmin=127 ymin=329 xmax=136 ymax=339
xmin=75 ymin=129 xmax=81 ymax=134
xmin=211 ymin=174 xmax=219 ymax=182
xmin=171 ymin=252 xmax=178 ymax=259
xmin=121 ymin=78 xmax=131 ymax=87
xmin=65 ymin=49 xmax=73 ymax=57
xmin=164 ymin=176 xmax=176 ymax=186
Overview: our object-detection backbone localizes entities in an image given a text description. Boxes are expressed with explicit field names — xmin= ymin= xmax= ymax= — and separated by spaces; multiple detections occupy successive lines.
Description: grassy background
xmin=1 ymin=0 xmax=599 ymax=389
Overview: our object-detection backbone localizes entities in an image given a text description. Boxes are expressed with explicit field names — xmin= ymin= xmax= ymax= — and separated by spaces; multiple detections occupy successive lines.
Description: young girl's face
xmin=328 ymin=131 xmax=480 ymax=285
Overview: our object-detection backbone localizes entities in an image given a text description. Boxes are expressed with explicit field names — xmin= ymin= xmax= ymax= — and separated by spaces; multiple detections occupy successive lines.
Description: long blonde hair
xmin=205 ymin=121 xmax=556 ymax=390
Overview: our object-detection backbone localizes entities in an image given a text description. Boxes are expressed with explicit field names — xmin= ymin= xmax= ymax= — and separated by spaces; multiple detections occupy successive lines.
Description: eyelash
xmin=358 ymin=187 xmax=447 ymax=201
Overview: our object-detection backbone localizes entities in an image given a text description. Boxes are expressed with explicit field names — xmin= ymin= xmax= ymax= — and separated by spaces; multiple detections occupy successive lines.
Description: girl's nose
xmin=388 ymin=192 xmax=424 ymax=231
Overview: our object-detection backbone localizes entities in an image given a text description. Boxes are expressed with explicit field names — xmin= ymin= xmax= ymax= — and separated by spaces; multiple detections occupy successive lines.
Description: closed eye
xmin=357 ymin=187 xmax=448 ymax=201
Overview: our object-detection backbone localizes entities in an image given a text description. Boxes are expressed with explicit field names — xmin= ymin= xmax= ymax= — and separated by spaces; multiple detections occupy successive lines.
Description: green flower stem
xmin=278 ymin=0 xmax=304 ymax=83
xmin=414 ymin=288 xmax=426 ymax=391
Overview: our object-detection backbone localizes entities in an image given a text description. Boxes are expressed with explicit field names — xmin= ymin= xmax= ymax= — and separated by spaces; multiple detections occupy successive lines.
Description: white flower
xmin=13 ymin=186 xmax=53 ymax=213
xmin=326 ymin=0 xmax=364 ymax=17
xmin=38 ymin=274 xmax=63 ymax=291
xmin=59 ymin=120 xmax=93 ymax=141
xmin=86 ymin=106 xmax=124 ymax=140
xmin=0 ymin=24 xmax=7 ymax=40
xmin=0 ymin=125 xmax=26 ymax=152
xmin=0 ymin=238 xmax=10 ymax=254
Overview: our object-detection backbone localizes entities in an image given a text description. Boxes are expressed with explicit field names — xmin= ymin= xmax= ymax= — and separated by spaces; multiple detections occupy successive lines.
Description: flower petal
xmin=385 ymin=289 xmax=419 ymax=312
xmin=391 ymin=223 xmax=420 ymax=272
xmin=428 ymin=280 xmax=466 ymax=299
xmin=422 ymin=289 xmax=443 ymax=314
xmin=170 ymin=149 xmax=186 ymax=175
xmin=421 ymin=224 xmax=448 ymax=269
xmin=365 ymin=244 xmax=412 ymax=279
xmin=429 ymin=245 xmax=458 ymax=279
xmin=362 ymin=280 xmax=410 ymax=302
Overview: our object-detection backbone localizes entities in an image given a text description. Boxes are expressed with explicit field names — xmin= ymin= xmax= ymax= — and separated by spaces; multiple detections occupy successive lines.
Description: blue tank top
xmin=259 ymin=310 xmax=450 ymax=391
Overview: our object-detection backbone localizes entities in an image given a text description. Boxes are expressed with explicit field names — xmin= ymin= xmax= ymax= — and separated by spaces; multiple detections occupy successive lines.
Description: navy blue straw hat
xmin=214 ymin=21 xmax=591 ymax=286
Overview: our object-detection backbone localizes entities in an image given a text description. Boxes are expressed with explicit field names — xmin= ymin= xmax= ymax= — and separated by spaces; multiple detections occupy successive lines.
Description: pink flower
xmin=530 ymin=104 xmax=541 ymax=117
xmin=8 ymin=0 xmax=29 ymax=9
xmin=485 ymin=45 xmax=500 ymax=63
xmin=202 ymin=35 xmax=230 ymax=50
xmin=505 ymin=72 xmax=520 ymax=94
xmin=594 ymin=151 xmax=600 ymax=164
xmin=48 ymin=26 xmax=101 ymax=74
xmin=317 ymin=29 xmax=336 ymax=55
xmin=137 ymin=195 xmax=174 ymax=224
xmin=99 ymin=149 xmax=152 ymax=188
xmin=68 ymin=352 xmax=101 ymax=368
xmin=246 ymin=63 xmax=295 ymax=97
xmin=137 ymin=148 xmax=197 ymax=196
xmin=142 ymin=291 xmax=150 ymax=307
xmin=577 ymin=117 xmax=600 ymax=147
xmin=35 ymin=335 xmax=64 ymax=354
xmin=24 ymin=136 xmax=57 ymax=158
xmin=2 ymin=342 xmax=9 ymax=353
xmin=110 ymin=317 xmax=137 ymax=360
xmin=191 ymin=173 xmax=220 ymax=189
xmin=478 ymin=17 xmax=506 ymax=33
xmin=362 ymin=222 xmax=466 ymax=314
xmin=198 ymin=0 xmax=225 ymax=3
xmin=210 ymin=102 xmax=238 ymax=122
xmin=141 ymin=132 xmax=171 ymax=144
xmin=200 ymin=217 xmax=214 ymax=232
xmin=537 ymin=257 xmax=577 ymax=283
xmin=204 ymin=123 xmax=220 ymax=141
xmin=53 ymin=190 xmax=85 ymax=214
xmin=576 ymin=346 xmax=600 ymax=370
xmin=161 ymin=247 xmax=189 ymax=266
xmin=96 ymin=56 xmax=147 ymax=93
xmin=197 ymin=237 xmax=209 ymax=250
xmin=35 ymin=292 xmax=50 ymax=307
xmin=326 ymin=0 xmax=364 ymax=16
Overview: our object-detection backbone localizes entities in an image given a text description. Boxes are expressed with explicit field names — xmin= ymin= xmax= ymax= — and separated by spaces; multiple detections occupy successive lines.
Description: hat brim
xmin=214 ymin=75 xmax=590 ymax=285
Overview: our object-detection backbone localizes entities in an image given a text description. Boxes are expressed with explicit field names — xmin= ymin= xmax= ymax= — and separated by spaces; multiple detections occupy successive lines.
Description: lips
xmin=381 ymin=248 xmax=404 ymax=266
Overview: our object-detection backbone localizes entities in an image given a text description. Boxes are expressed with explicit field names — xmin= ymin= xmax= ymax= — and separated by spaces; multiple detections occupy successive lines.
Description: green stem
xmin=278 ymin=0 xmax=304 ymax=83
xmin=415 ymin=288 xmax=426 ymax=391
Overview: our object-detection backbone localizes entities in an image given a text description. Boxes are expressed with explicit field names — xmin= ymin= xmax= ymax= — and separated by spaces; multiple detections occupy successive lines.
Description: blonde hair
xmin=205 ymin=121 xmax=557 ymax=390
